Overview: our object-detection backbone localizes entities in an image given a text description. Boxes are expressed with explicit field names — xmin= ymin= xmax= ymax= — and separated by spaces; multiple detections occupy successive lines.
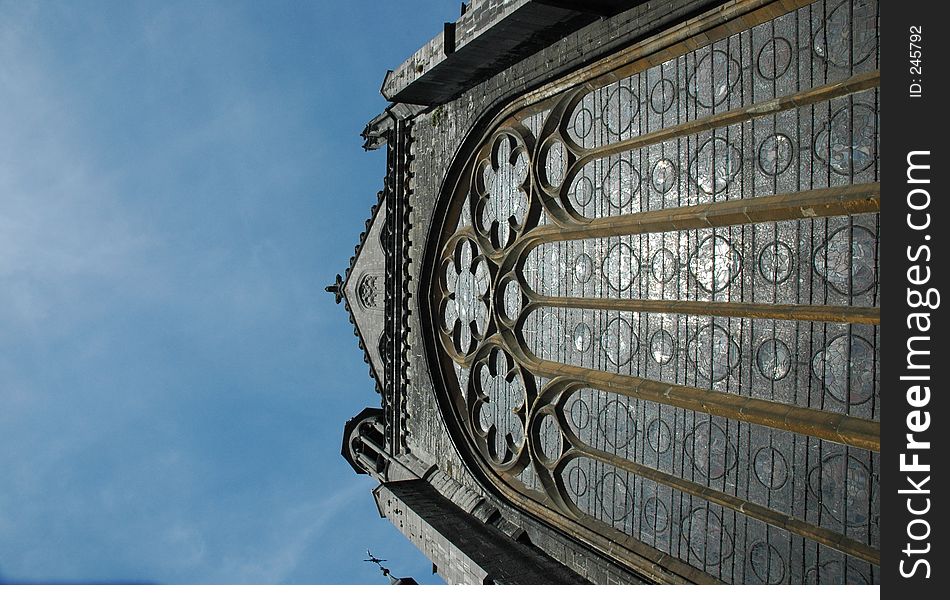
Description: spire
xmin=364 ymin=550 xmax=418 ymax=585
xmin=325 ymin=273 xmax=344 ymax=304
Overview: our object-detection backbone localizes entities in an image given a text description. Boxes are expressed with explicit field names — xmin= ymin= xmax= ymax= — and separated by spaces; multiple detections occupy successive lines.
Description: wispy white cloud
xmin=0 ymin=0 xmax=443 ymax=585
xmin=212 ymin=479 xmax=368 ymax=583
xmin=0 ymin=8 xmax=159 ymax=335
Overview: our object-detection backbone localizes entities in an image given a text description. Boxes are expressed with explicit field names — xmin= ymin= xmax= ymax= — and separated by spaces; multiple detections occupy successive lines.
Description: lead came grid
xmin=567 ymin=0 xmax=878 ymax=151
xmin=520 ymin=310 xmax=879 ymax=420
xmin=560 ymin=90 xmax=879 ymax=221
xmin=554 ymin=387 xmax=881 ymax=546
xmin=522 ymin=214 xmax=880 ymax=308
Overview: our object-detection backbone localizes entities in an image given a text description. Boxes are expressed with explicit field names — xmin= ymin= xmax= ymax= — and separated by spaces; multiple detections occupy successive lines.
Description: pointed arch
xmin=420 ymin=0 xmax=880 ymax=584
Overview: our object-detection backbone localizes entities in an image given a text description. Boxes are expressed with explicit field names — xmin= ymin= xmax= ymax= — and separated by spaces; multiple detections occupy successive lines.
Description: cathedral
xmin=333 ymin=0 xmax=879 ymax=584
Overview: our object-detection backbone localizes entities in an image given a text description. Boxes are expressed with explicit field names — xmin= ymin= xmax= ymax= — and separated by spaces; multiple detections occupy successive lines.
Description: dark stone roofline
xmin=334 ymin=114 xmax=414 ymax=456
xmin=381 ymin=117 xmax=414 ymax=453
xmin=380 ymin=0 xmax=636 ymax=106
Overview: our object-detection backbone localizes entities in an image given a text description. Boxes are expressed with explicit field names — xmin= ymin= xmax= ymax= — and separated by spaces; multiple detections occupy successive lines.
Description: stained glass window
xmin=428 ymin=0 xmax=879 ymax=584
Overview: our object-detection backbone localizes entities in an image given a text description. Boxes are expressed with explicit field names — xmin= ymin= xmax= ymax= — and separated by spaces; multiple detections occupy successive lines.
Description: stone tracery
xmin=428 ymin=0 xmax=879 ymax=585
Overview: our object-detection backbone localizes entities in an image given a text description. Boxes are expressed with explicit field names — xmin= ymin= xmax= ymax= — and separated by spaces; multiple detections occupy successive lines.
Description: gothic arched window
xmin=424 ymin=0 xmax=878 ymax=585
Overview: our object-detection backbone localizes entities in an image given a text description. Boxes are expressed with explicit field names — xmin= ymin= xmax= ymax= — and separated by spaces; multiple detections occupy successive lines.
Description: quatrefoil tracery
xmin=429 ymin=4 xmax=881 ymax=582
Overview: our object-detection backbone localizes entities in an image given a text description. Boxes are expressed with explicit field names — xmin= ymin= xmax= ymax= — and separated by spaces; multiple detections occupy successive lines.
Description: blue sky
xmin=0 ymin=0 xmax=458 ymax=584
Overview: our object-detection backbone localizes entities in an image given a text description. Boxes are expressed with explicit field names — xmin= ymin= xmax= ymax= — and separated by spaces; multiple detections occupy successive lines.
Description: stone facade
xmin=337 ymin=0 xmax=880 ymax=585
